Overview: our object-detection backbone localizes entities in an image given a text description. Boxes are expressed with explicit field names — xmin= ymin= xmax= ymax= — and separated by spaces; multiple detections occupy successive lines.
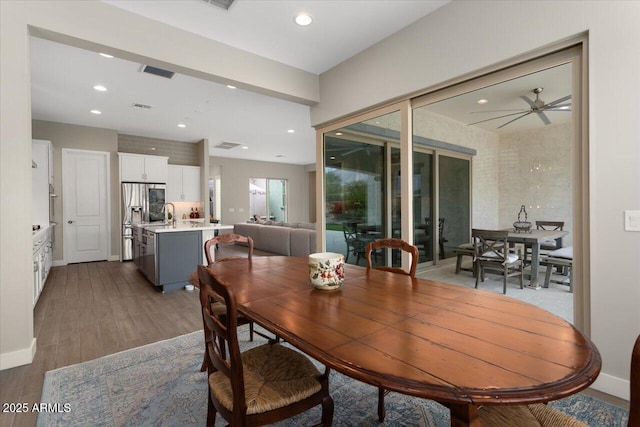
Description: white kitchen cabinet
xmin=118 ymin=153 xmax=168 ymax=183
xmin=167 ymin=165 xmax=201 ymax=202
xmin=33 ymin=227 xmax=52 ymax=306
xmin=32 ymin=140 xmax=52 ymax=230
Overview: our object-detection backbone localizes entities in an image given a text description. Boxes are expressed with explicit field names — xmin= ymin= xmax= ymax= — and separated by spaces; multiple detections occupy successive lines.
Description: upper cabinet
xmin=167 ymin=165 xmax=201 ymax=202
xmin=118 ymin=153 xmax=168 ymax=183
xmin=32 ymin=140 xmax=53 ymax=229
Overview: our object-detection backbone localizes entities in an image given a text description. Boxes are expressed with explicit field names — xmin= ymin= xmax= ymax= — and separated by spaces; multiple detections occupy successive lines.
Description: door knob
xmin=68 ymin=220 xmax=74 ymax=224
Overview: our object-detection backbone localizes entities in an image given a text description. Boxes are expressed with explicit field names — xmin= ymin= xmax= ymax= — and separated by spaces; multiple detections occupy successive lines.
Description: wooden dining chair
xmin=365 ymin=237 xmax=419 ymax=278
xmin=472 ymin=229 xmax=524 ymax=294
xmin=365 ymin=237 xmax=419 ymax=422
xmin=190 ymin=234 xmax=260 ymax=373
xmin=480 ymin=333 xmax=640 ymax=427
xmin=197 ymin=265 xmax=334 ymax=427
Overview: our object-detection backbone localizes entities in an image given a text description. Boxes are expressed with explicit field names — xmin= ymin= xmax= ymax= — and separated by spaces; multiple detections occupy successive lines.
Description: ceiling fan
xmin=468 ymin=87 xmax=572 ymax=129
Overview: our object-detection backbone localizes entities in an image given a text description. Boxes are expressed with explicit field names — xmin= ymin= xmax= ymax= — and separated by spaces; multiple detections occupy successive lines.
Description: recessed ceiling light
xmin=295 ymin=13 xmax=313 ymax=26
xmin=177 ymin=123 xmax=186 ymax=128
xmin=335 ymin=132 xmax=343 ymax=136
xmin=90 ymin=110 xmax=102 ymax=115
xmin=477 ymin=98 xmax=489 ymax=104
xmin=287 ymin=129 xmax=295 ymax=133
xmin=93 ymin=85 xmax=107 ymax=92
xmin=330 ymin=156 xmax=336 ymax=160
xmin=226 ymin=85 xmax=236 ymax=89
xmin=99 ymin=53 xmax=113 ymax=58
xmin=242 ymin=146 xmax=249 ymax=150
xmin=559 ymin=106 xmax=570 ymax=110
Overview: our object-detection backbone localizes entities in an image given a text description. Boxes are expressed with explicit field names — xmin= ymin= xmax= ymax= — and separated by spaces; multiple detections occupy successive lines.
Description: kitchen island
xmin=132 ymin=222 xmax=233 ymax=292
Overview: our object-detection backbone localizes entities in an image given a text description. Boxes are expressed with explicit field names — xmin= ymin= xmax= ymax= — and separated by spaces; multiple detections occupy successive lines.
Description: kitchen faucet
xmin=164 ymin=202 xmax=176 ymax=228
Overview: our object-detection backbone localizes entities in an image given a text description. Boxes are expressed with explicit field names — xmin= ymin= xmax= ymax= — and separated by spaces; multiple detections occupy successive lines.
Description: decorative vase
xmin=309 ymin=252 xmax=345 ymax=290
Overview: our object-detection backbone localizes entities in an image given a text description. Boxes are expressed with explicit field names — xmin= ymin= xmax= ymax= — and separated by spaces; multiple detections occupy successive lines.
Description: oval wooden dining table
xmin=207 ymin=256 xmax=601 ymax=426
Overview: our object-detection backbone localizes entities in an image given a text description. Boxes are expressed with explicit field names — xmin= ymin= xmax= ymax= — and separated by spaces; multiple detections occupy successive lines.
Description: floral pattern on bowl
xmin=309 ymin=252 xmax=345 ymax=290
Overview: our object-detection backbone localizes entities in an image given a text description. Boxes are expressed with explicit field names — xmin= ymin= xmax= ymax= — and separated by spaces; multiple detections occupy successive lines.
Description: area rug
xmin=38 ymin=326 xmax=629 ymax=426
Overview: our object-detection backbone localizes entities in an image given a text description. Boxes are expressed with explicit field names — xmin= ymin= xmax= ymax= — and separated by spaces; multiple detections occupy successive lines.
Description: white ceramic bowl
xmin=309 ymin=252 xmax=345 ymax=290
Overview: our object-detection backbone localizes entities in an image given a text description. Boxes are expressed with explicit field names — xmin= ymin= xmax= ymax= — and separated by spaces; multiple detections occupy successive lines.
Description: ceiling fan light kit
xmin=468 ymin=87 xmax=571 ymax=129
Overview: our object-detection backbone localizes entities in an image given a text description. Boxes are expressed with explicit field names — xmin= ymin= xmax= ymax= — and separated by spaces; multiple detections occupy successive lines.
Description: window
xmin=249 ymin=178 xmax=287 ymax=221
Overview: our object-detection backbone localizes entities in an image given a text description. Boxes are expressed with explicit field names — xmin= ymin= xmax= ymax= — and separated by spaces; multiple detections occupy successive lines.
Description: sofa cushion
xmin=290 ymin=228 xmax=317 ymax=257
xmin=257 ymin=225 xmax=291 ymax=256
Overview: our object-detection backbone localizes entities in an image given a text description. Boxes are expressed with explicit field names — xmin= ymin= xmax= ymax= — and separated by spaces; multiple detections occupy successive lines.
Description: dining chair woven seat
xmin=209 ymin=342 xmax=322 ymax=415
xmin=478 ymin=403 xmax=587 ymax=427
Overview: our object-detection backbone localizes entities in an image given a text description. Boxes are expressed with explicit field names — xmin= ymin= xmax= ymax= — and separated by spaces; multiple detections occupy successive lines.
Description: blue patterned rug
xmin=38 ymin=327 xmax=629 ymax=426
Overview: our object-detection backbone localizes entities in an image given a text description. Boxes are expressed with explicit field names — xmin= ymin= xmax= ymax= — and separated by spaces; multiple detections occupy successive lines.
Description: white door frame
xmin=62 ymin=149 xmax=111 ymax=263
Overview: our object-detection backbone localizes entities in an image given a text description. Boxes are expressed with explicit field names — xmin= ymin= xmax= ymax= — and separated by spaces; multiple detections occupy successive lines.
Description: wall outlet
xmin=624 ymin=210 xmax=640 ymax=231
xmin=238 ymin=208 xmax=244 ymax=212
xmin=229 ymin=208 xmax=235 ymax=212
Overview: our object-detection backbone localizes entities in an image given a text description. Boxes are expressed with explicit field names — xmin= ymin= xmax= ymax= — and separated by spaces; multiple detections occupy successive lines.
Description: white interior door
xmin=62 ymin=149 xmax=109 ymax=263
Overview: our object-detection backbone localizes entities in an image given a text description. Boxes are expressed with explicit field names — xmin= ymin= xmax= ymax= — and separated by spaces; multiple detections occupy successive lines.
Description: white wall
xmin=211 ymin=157 xmax=311 ymax=225
xmin=0 ymin=0 xmax=319 ymax=369
xmin=498 ymin=124 xmax=572 ymax=245
xmin=313 ymin=0 xmax=640 ymax=399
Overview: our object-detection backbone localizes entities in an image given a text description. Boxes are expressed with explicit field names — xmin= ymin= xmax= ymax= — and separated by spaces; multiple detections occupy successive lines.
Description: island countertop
xmin=135 ymin=222 xmax=233 ymax=233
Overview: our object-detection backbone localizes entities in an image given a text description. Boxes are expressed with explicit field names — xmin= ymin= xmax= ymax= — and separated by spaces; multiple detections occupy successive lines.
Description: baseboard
xmin=52 ymin=257 xmax=119 ymax=266
xmin=591 ymin=372 xmax=630 ymax=401
xmin=0 ymin=338 xmax=36 ymax=371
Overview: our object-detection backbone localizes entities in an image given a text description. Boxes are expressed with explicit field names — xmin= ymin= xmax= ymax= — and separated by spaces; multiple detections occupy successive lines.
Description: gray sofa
xmin=215 ymin=222 xmax=317 ymax=259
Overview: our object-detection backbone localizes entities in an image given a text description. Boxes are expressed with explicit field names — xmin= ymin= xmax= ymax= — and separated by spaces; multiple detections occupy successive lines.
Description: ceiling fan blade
xmin=469 ymin=109 xmax=529 ymax=114
xmin=537 ymin=111 xmax=552 ymax=125
xmin=497 ymin=111 xmax=533 ymax=129
xmin=520 ymin=95 xmax=538 ymax=109
xmin=543 ymin=103 xmax=571 ymax=110
xmin=544 ymin=94 xmax=571 ymax=108
xmin=546 ymin=108 xmax=572 ymax=112
xmin=467 ymin=111 xmax=529 ymax=126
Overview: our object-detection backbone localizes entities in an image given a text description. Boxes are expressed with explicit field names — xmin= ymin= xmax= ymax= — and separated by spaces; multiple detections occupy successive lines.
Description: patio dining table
xmin=506 ymin=228 xmax=568 ymax=288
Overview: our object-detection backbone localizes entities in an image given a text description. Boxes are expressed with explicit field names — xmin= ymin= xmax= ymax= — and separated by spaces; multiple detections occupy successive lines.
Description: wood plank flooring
xmin=0 ymin=261 xmax=202 ymax=427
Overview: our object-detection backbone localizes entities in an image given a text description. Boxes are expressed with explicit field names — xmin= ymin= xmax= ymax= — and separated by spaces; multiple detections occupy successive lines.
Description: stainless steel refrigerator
xmin=121 ymin=182 xmax=166 ymax=261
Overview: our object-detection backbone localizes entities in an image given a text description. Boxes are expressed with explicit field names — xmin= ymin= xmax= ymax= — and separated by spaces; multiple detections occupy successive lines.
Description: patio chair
xmin=342 ymin=222 xmax=366 ymax=264
xmin=472 ymin=229 xmax=524 ymax=294
xmin=524 ymin=220 xmax=565 ymax=265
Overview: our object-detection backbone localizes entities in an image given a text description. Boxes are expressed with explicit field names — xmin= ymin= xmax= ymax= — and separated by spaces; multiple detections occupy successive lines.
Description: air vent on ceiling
xmin=214 ymin=141 xmax=242 ymax=150
xmin=132 ymin=103 xmax=152 ymax=110
xmin=141 ymin=65 xmax=175 ymax=79
xmin=200 ymin=0 xmax=236 ymax=10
